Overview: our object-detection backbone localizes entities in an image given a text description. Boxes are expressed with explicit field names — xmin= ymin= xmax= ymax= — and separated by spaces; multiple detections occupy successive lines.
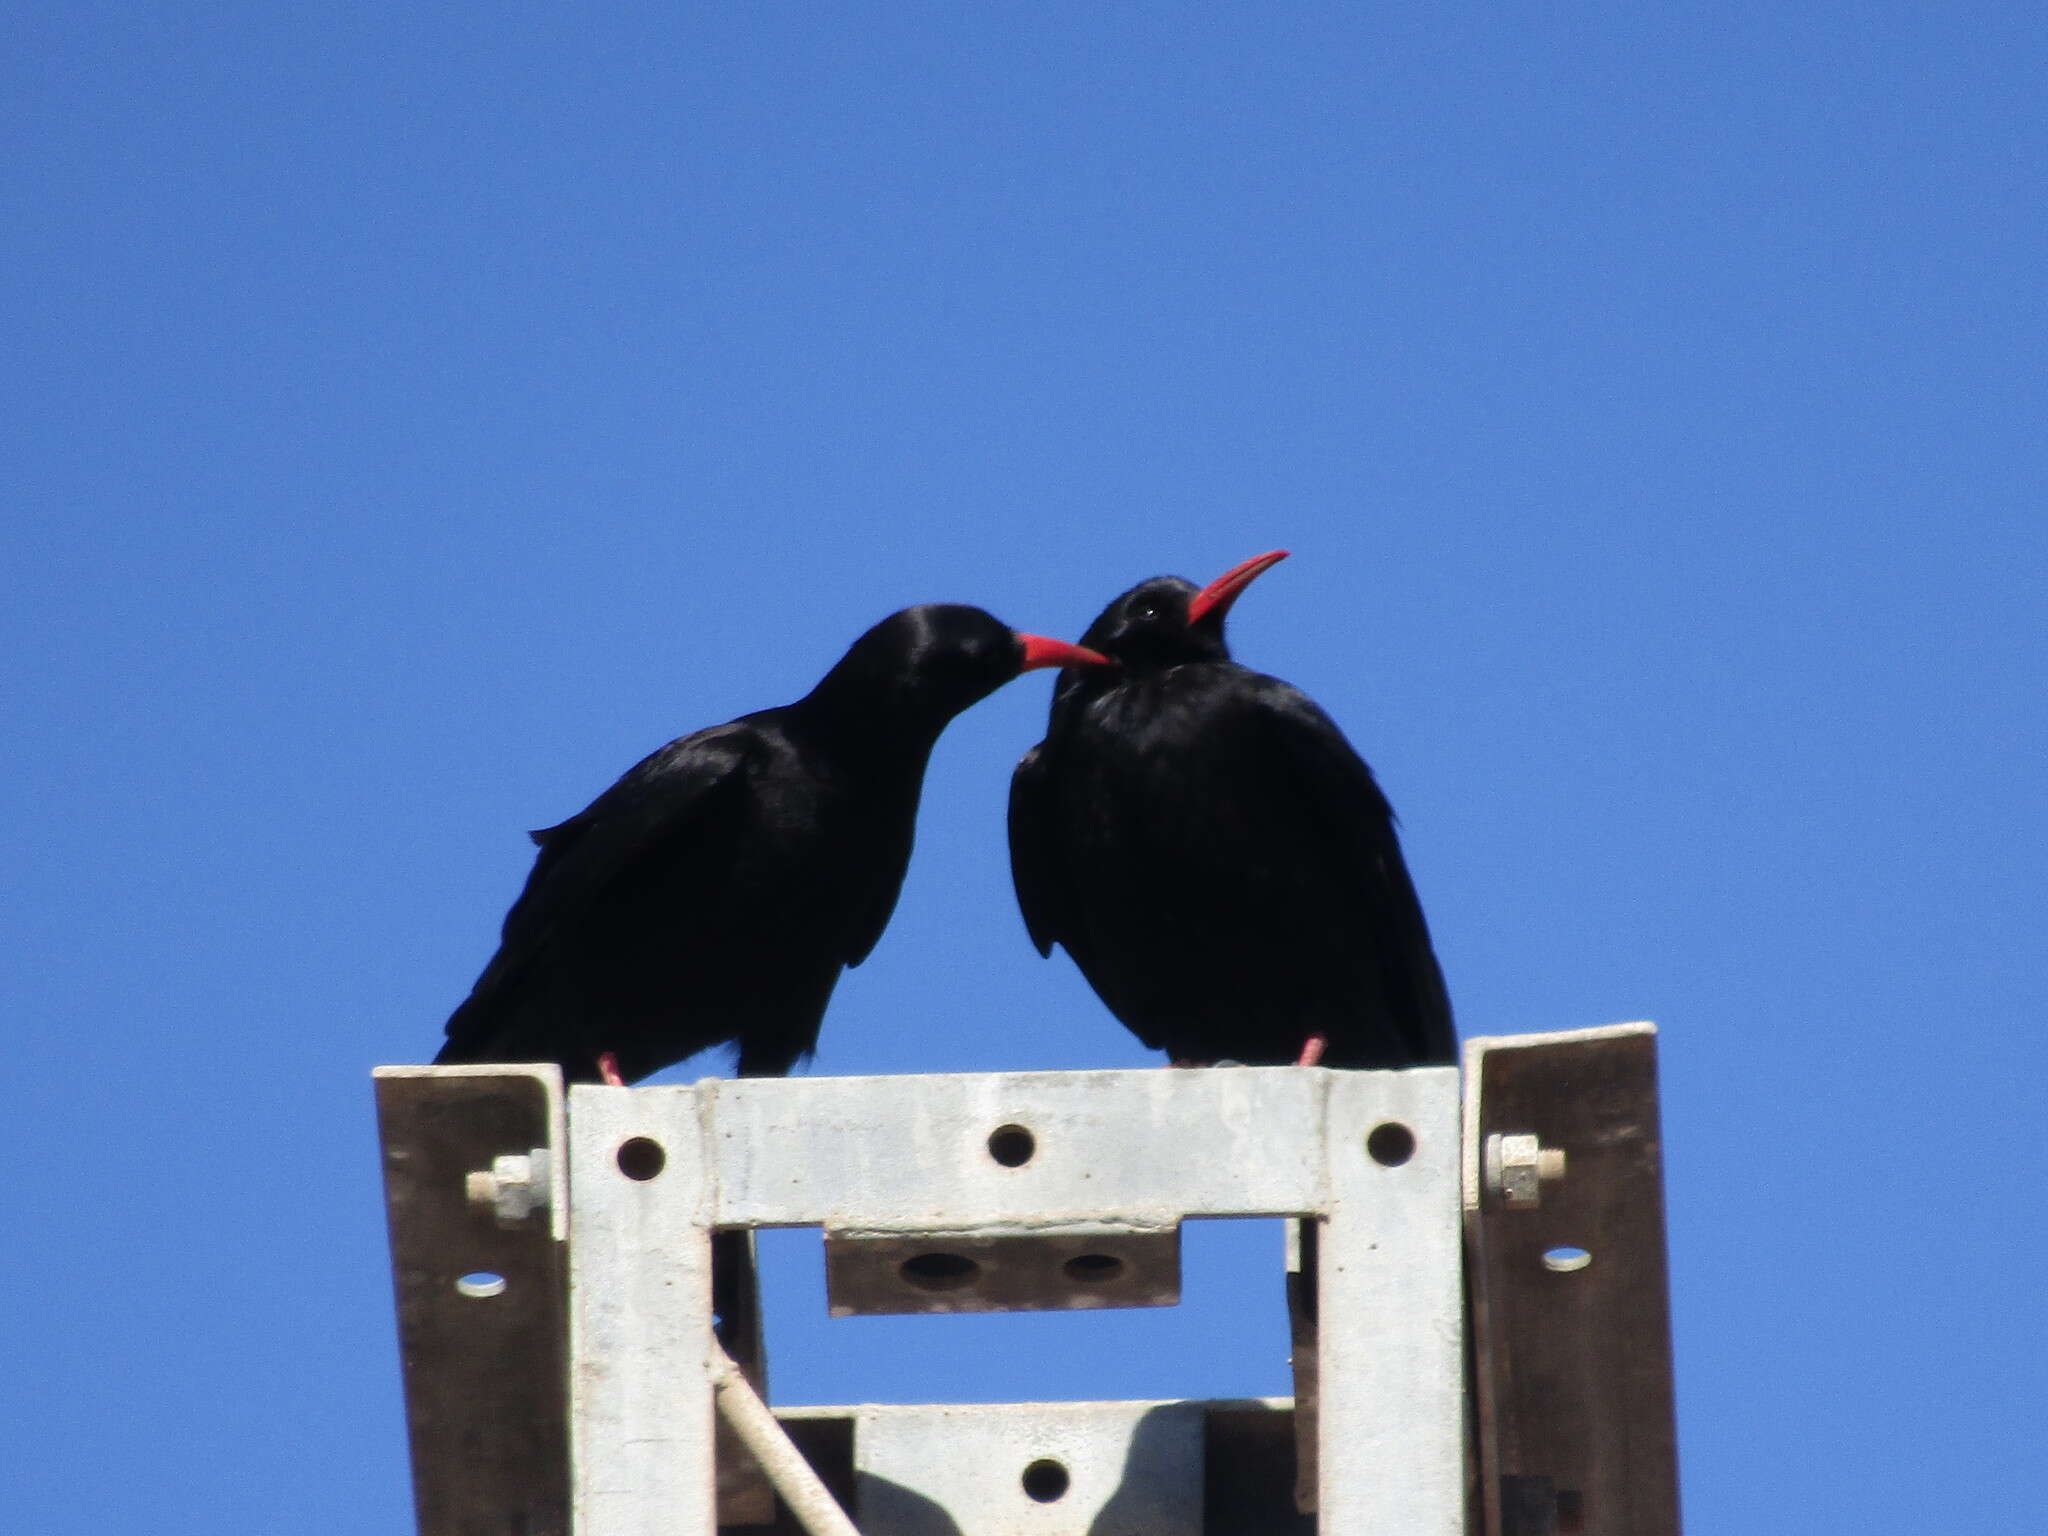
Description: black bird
xmin=438 ymin=605 xmax=1111 ymax=1084
xmin=1009 ymin=551 xmax=1455 ymax=1069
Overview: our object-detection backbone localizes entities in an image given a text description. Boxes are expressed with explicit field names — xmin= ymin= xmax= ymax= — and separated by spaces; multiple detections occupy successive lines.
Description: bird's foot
xmin=1295 ymin=1035 xmax=1328 ymax=1067
xmin=598 ymin=1051 xmax=626 ymax=1087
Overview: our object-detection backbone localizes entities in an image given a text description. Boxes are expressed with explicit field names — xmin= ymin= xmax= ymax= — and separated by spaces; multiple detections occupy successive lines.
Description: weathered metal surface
xmin=823 ymin=1221 xmax=1181 ymax=1316
xmin=853 ymin=1400 xmax=1206 ymax=1536
xmin=1315 ymin=1066 xmax=1468 ymax=1532
xmin=378 ymin=1063 xmax=1484 ymax=1532
xmin=695 ymin=1068 xmax=1331 ymax=1229
xmin=770 ymin=1401 xmax=1306 ymax=1536
xmin=567 ymin=1085 xmax=716 ymax=1536
xmin=1463 ymin=1024 xmax=1680 ymax=1536
xmin=374 ymin=1064 xmax=569 ymax=1536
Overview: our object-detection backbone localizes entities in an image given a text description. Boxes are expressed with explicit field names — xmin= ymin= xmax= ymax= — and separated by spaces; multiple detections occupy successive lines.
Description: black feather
xmin=439 ymin=604 xmax=1076 ymax=1082
xmin=1010 ymin=570 xmax=1455 ymax=1068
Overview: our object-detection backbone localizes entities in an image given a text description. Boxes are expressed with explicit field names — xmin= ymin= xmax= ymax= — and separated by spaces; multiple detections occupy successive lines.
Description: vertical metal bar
xmin=373 ymin=1066 xmax=569 ymax=1536
xmin=568 ymin=1085 xmax=716 ymax=1535
xmin=1317 ymin=1067 xmax=1468 ymax=1532
xmin=1463 ymin=1025 xmax=1680 ymax=1536
xmin=1284 ymin=1216 xmax=1320 ymax=1515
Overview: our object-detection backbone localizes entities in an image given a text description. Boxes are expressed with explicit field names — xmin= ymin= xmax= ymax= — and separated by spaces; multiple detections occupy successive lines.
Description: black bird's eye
xmin=1131 ymin=599 xmax=1161 ymax=621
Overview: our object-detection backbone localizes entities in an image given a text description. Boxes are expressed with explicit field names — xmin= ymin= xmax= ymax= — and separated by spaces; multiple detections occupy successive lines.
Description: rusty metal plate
xmin=1463 ymin=1024 xmax=1681 ymax=1536
xmin=374 ymin=1065 xmax=568 ymax=1536
xmin=824 ymin=1223 xmax=1181 ymax=1316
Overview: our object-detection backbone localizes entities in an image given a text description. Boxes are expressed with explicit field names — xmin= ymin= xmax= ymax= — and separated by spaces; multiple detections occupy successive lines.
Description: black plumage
xmin=438 ymin=604 xmax=1108 ymax=1083
xmin=1009 ymin=552 xmax=1455 ymax=1068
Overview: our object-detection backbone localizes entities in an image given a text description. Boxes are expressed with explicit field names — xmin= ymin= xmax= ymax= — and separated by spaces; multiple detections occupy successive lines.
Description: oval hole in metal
xmin=1063 ymin=1253 xmax=1125 ymax=1285
xmin=899 ymin=1252 xmax=980 ymax=1292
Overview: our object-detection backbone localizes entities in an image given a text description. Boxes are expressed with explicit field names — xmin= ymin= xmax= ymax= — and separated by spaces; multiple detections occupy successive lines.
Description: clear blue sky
xmin=5 ymin=5 xmax=2041 ymax=1530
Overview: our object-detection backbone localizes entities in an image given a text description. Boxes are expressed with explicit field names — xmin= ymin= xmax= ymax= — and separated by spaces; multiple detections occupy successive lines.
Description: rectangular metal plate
xmin=823 ymin=1223 xmax=1181 ymax=1316
xmin=374 ymin=1065 xmax=568 ymax=1536
xmin=854 ymin=1400 xmax=1206 ymax=1536
xmin=695 ymin=1068 xmax=1333 ymax=1228
xmin=1463 ymin=1024 xmax=1681 ymax=1536
xmin=771 ymin=1402 xmax=1305 ymax=1536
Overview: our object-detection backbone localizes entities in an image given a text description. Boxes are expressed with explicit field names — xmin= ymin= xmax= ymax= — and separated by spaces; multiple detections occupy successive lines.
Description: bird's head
xmin=1075 ymin=549 xmax=1291 ymax=673
xmin=819 ymin=604 xmax=1112 ymax=729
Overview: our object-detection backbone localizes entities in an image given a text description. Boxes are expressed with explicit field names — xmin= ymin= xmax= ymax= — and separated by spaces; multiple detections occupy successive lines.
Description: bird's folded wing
xmin=442 ymin=726 xmax=762 ymax=1049
xmin=1233 ymin=677 xmax=1455 ymax=1062
xmin=1007 ymin=741 xmax=1067 ymax=958
xmin=511 ymin=726 xmax=760 ymax=944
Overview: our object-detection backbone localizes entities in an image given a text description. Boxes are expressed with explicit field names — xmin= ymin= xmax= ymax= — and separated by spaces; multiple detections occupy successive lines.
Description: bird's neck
xmin=794 ymin=681 xmax=948 ymax=773
xmin=1064 ymin=652 xmax=1214 ymax=698
xmin=1053 ymin=659 xmax=1233 ymax=742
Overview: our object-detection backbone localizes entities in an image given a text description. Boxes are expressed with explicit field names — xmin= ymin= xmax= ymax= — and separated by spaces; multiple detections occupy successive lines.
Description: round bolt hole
xmin=1366 ymin=1121 xmax=1416 ymax=1167
xmin=987 ymin=1123 xmax=1036 ymax=1167
xmin=616 ymin=1137 xmax=667 ymax=1181
xmin=1063 ymin=1253 xmax=1126 ymax=1285
xmin=1543 ymin=1245 xmax=1593 ymax=1273
xmin=455 ymin=1271 xmax=507 ymax=1299
xmin=899 ymin=1252 xmax=980 ymax=1292
xmin=1021 ymin=1458 xmax=1070 ymax=1503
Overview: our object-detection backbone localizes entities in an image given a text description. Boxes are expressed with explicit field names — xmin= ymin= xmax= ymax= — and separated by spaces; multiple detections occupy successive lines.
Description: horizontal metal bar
xmin=573 ymin=1067 xmax=1363 ymax=1230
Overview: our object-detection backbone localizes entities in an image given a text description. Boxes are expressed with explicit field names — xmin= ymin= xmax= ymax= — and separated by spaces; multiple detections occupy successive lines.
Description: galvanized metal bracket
xmin=376 ymin=1036 xmax=1679 ymax=1535
xmin=541 ymin=1065 xmax=1465 ymax=1534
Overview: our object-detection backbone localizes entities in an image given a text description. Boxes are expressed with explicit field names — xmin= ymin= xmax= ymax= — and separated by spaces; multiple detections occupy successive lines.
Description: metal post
xmin=1315 ymin=1068 xmax=1467 ymax=1531
xmin=566 ymin=1086 xmax=715 ymax=1536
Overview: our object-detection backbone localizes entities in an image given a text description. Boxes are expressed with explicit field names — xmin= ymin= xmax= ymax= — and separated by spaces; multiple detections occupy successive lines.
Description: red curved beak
xmin=1017 ymin=634 xmax=1115 ymax=672
xmin=1186 ymin=548 xmax=1290 ymax=628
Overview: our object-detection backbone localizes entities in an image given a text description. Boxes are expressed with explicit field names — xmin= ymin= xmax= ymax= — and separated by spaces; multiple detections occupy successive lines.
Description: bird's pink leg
xmin=598 ymin=1051 xmax=626 ymax=1087
xmin=1295 ymin=1035 xmax=1328 ymax=1067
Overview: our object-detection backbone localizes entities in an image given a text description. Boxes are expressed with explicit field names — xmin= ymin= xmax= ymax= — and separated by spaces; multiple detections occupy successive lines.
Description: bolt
xmin=1484 ymin=1132 xmax=1566 ymax=1210
xmin=465 ymin=1147 xmax=553 ymax=1226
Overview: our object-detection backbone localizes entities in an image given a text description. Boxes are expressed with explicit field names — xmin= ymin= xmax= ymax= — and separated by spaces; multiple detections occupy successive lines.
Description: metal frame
xmin=375 ymin=1028 xmax=1677 ymax=1535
